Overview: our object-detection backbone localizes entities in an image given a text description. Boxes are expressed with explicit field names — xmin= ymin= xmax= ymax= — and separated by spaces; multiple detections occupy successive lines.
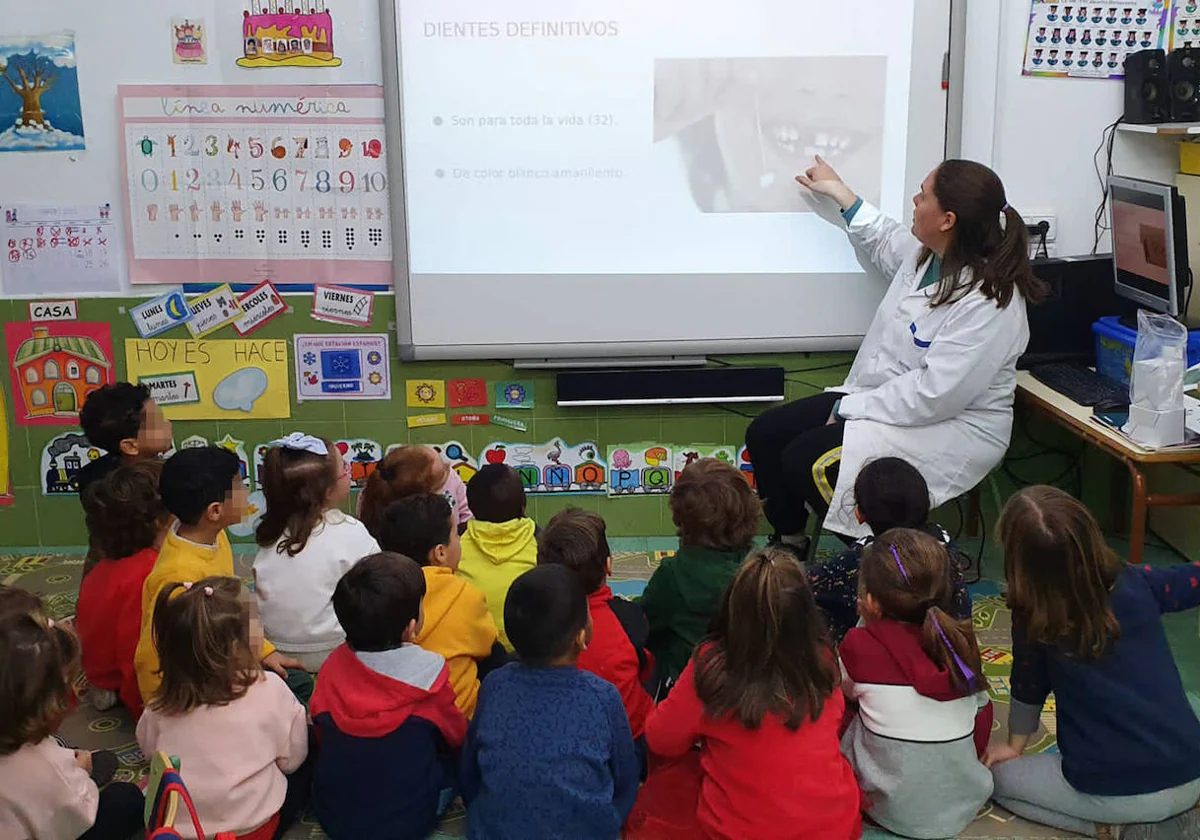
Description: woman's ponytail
xmin=921 ymin=605 xmax=984 ymax=693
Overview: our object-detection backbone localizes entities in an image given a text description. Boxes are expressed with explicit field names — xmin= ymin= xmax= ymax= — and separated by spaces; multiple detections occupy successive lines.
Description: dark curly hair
xmin=670 ymin=458 xmax=761 ymax=552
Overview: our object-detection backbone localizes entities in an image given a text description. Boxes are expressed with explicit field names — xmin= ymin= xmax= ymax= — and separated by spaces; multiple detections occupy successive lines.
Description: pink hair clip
xmin=203 ymin=586 xmax=214 ymax=597
xmin=182 ymin=582 xmax=193 ymax=590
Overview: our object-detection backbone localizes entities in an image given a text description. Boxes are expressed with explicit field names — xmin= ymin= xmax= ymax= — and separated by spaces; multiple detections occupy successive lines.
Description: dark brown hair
xmin=0 ymin=587 xmax=80 ymax=755
xmin=82 ymin=460 xmax=167 ymax=560
xmin=359 ymin=446 xmax=441 ymax=538
xmin=333 ymin=552 xmax=426 ymax=652
xmin=255 ymin=437 xmax=339 ymax=556
xmin=670 ymin=458 xmax=761 ymax=552
xmin=922 ymin=159 xmax=1045 ymax=309
xmin=693 ymin=548 xmax=837 ymax=730
xmin=998 ymin=486 xmax=1124 ymax=659
xmin=861 ymin=529 xmax=984 ymax=692
xmin=377 ymin=494 xmax=454 ymax=566
xmin=537 ymin=508 xmax=611 ymax=594
xmin=150 ymin=577 xmax=261 ymax=716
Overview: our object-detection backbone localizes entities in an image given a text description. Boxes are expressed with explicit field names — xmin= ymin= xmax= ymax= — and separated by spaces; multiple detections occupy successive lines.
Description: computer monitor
xmin=1107 ymin=175 xmax=1189 ymax=318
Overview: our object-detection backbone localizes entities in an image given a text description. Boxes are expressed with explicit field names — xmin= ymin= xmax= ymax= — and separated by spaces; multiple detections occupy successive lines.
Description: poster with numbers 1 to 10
xmin=118 ymin=85 xmax=392 ymax=288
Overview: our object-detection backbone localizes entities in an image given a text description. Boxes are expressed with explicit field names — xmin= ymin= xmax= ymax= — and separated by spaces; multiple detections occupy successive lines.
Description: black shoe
xmin=89 ymin=749 xmax=119 ymax=788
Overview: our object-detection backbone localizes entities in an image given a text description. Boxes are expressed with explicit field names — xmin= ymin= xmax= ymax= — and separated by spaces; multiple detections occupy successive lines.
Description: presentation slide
xmin=397 ymin=0 xmax=915 ymax=276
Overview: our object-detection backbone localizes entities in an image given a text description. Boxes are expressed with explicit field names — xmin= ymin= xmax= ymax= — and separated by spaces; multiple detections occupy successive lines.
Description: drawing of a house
xmin=12 ymin=326 xmax=111 ymax=419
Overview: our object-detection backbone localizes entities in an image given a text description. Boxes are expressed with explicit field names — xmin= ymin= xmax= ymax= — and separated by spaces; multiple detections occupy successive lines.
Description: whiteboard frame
xmin=383 ymin=0 xmax=954 ymax=361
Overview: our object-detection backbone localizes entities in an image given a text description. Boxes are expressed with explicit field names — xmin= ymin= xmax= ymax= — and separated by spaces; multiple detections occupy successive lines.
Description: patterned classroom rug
xmin=1 ymin=551 xmax=1068 ymax=839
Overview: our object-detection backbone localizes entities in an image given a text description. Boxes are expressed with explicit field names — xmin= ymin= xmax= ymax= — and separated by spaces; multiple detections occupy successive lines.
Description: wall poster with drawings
xmin=118 ymin=84 xmax=392 ymax=288
xmin=1022 ymin=1 xmax=1171 ymax=79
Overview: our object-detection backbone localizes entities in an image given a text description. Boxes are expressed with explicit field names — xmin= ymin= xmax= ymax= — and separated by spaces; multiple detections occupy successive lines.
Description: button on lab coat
xmin=824 ymin=201 xmax=1030 ymax=538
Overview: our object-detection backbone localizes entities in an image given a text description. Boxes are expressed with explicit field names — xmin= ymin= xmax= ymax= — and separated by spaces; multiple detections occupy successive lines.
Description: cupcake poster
xmin=1022 ymin=1 xmax=1171 ymax=79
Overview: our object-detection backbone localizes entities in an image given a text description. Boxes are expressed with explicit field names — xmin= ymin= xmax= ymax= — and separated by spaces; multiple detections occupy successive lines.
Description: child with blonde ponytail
xmin=839 ymin=527 xmax=993 ymax=839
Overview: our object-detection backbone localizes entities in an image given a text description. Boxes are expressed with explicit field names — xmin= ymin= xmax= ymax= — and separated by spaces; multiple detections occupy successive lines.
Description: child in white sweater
xmin=137 ymin=577 xmax=310 ymax=840
xmin=0 ymin=587 xmax=144 ymax=840
xmin=253 ymin=433 xmax=379 ymax=671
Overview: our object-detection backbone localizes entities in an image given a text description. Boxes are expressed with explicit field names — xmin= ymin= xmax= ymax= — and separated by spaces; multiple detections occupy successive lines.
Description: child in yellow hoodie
xmin=134 ymin=447 xmax=304 ymax=708
xmin=457 ymin=465 xmax=538 ymax=651
xmin=378 ymin=494 xmax=503 ymax=717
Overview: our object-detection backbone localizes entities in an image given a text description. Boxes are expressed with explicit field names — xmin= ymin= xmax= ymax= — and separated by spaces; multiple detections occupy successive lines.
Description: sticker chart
xmin=1022 ymin=1 xmax=1171 ymax=78
xmin=119 ymin=84 xmax=392 ymax=287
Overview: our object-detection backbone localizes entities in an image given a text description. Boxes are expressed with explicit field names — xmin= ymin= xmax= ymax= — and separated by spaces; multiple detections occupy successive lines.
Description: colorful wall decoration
xmin=5 ymin=321 xmax=115 ymax=426
xmin=479 ymin=438 xmax=607 ymax=495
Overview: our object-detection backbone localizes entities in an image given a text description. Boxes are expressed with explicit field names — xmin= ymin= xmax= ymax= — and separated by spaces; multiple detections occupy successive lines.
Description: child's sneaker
xmin=1120 ymin=800 xmax=1200 ymax=840
xmin=90 ymin=688 xmax=118 ymax=712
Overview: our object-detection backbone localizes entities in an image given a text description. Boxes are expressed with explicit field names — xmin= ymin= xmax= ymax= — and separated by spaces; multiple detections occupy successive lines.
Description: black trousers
xmin=78 ymin=782 xmax=144 ymax=840
xmin=745 ymin=392 xmax=845 ymax=536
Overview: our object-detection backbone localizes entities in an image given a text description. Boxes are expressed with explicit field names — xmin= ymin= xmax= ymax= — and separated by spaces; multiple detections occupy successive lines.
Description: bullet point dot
xmin=433 ymin=116 xmax=444 ymax=126
xmin=435 ymin=169 xmax=445 ymax=178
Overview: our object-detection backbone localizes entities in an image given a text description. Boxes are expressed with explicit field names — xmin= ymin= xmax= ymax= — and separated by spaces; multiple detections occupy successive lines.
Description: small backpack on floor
xmin=145 ymin=751 xmax=236 ymax=840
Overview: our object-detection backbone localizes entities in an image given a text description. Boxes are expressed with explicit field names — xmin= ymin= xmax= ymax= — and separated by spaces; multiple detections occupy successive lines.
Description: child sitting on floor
xmin=135 ymin=447 xmax=305 ymax=706
xmin=378 ymin=494 xmax=502 ymax=717
xmin=137 ymin=577 xmax=311 ymax=840
xmin=358 ymin=445 xmax=471 ymax=537
xmin=627 ymin=548 xmax=861 ymax=840
xmin=808 ymin=456 xmax=972 ymax=642
xmin=987 ymin=486 xmax=1200 ymax=838
xmin=0 ymin=587 xmax=144 ymax=840
xmin=642 ymin=458 xmax=759 ymax=693
xmin=538 ymin=508 xmax=655 ymax=738
xmin=840 ymin=528 xmax=993 ymax=839
xmin=310 ymin=553 xmax=467 ymax=840
xmin=253 ymin=433 xmax=379 ymax=672
xmin=461 ymin=565 xmax=640 ymax=840
xmin=457 ymin=464 xmax=538 ymax=651
xmin=77 ymin=460 xmax=169 ymax=717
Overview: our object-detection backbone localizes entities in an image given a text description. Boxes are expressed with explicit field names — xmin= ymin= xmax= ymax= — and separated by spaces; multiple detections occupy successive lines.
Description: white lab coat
xmin=823 ymin=201 xmax=1030 ymax=538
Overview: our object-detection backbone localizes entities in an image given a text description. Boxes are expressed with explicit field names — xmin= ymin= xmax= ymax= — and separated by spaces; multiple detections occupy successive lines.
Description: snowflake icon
xmin=504 ymin=384 xmax=527 ymax=405
xmin=367 ymin=351 xmax=383 ymax=365
xmin=303 ymin=352 xmax=317 ymax=366
xmin=369 ymin=372 xmax=383 ymax=385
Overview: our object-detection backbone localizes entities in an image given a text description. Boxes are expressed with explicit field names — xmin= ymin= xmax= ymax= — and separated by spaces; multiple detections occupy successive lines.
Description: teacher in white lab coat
xmin=745 ymin=157 xmax=1044 ymax=547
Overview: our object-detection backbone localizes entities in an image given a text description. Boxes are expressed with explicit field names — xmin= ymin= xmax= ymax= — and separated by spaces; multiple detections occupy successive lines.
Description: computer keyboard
xmin=1029 ymin=363 xmax=1130 ymax=408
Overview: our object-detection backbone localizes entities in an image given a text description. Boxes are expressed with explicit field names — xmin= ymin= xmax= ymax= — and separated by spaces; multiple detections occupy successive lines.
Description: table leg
xmin=1127 ymin=461 xmax=1148 ymax=566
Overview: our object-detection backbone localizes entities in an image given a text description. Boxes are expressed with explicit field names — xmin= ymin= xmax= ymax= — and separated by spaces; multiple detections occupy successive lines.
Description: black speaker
xmin=556 ymin=367 xmax=785 ymax=407
xmin=1170 ymin=48 xmax=1200 ymax=121
xmin=1124 ymin=49 xmax=1169 ymax=124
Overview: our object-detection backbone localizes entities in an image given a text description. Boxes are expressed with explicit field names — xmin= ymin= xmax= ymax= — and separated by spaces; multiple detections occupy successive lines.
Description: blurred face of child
xmin=220 ymin=477 xmax=251 ymax=527
xmin=136 ymin=399 xmax=174 ymax=457
xmin=329 ymin=448 xmax=352 ymax=506
xmin=246 ymin=588 xmax=265 ymax=659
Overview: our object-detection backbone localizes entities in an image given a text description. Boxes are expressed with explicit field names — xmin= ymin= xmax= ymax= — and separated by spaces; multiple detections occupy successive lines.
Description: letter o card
xmin=312 ymin=284 xmax=374 ymax=327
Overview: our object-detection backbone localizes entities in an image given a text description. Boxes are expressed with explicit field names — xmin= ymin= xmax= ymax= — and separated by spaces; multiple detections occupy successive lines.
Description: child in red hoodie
xmin=310 ymin=552 xmax=467 ymax=840
xmin=537 ymin=508 xmax=655 ymax=739
xmin=76 ymin=460 xmax=169 ymax=717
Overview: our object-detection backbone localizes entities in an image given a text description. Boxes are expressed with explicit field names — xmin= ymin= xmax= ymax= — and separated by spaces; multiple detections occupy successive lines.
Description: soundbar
xmin=556 ymin=366 xmax=786 ymax=407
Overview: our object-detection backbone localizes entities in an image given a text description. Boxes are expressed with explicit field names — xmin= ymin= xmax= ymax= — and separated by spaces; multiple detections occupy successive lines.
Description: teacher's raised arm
xmin=746 ymin=158 xmax=1046 ymax=551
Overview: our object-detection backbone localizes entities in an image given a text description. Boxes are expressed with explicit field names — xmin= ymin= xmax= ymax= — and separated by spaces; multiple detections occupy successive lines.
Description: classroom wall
xmin=0 ymin=294 xmax=852 ymax=548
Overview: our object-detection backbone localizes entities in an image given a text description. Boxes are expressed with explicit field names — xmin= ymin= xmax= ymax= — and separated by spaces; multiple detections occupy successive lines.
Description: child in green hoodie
xmin=641 ymin=458 xmax=761 ymax=694
xmin=457 ymin=465 xmax=538 ymax=651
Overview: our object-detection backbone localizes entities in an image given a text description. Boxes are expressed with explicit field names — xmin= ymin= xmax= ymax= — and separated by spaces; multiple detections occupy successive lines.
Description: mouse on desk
xmin=1093 ymin=398 xmax=1130 ymax=412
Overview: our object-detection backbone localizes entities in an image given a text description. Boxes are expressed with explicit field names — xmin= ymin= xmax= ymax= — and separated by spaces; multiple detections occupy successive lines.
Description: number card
xmin=119 ymin=84 xmax=392 ymax=288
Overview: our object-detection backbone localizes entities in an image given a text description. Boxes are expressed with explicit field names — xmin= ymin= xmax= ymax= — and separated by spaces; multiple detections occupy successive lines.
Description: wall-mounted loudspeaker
xmin=1169 ymin=47 xmax=1200 ymax=122
xmin=556 ymin=366 xmax=785 ymax=407
xmin=1124 ymin=49 xmax=1169 ymax=124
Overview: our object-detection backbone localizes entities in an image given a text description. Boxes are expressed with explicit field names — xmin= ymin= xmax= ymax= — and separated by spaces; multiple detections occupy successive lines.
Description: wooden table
xmin=1016 ymin=372 xmax=1200 ymax=564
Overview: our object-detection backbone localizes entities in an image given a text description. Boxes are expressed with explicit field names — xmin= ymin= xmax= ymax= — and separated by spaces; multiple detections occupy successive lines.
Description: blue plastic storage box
xmin=1092 ymin=316 xmax=1200 ymax=387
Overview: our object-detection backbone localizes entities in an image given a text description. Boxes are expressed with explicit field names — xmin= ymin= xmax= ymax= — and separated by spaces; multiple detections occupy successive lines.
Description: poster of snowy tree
xmin=0 ymin=33 xmax=84 ymax=153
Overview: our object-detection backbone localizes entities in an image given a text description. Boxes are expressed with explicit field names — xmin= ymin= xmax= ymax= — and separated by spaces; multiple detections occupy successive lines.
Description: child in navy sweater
xmin=461 ymin=565 xmax=640 ymax=840
xmin=987 ymin=486 xmax=1200 ymax=838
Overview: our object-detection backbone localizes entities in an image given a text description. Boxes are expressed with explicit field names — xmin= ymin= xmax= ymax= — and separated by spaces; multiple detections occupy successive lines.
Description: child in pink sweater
xmin=0 ymin=586 xmax=144 ymax=840
xmin=137 ymin=577 xmax=310 ymax=840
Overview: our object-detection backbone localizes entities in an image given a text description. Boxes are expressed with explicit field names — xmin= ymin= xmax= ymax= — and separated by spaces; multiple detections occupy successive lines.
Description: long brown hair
xmin=922 ymin=159 xmax=1045 ymax=309
xmin=359 ymin=445 xmax=441 ymax=538
xmin=998 ymin=486 xmax=1124 ymax=659
xmin=0 ymin=588 xmax=79 ymax=755
xmin=693 ymin=547 xmax=837 ymax=730
xmin=150 ymin=577 xmax=261 ymax=716
xmin=255 ymin=436 xmax=339 ymax=556
xmin=861 ymin=529 xmax=983 ymax=693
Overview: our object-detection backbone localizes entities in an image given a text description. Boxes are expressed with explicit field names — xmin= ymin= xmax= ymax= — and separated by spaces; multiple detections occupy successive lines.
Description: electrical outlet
xmin=1024 ymin=214 xmax=1057 ymax=242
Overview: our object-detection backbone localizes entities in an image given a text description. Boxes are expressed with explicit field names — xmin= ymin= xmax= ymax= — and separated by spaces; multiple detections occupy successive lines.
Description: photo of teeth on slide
xmin=653 ymin=57 xmax=886 ymax=214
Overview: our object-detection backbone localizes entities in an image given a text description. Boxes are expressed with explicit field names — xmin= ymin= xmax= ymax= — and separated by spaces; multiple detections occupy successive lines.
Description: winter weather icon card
xmin=737 ymin=445 xmax=755 ymax=490
xmin=479 ymin=439 xmax=607 ymax=495
xmin=5 ymin=321 xmax=115 ymax=426
xmin=0 ymin=33 xmax=84 ymax=153
xmin=672 ymin=445 xmax=738 ymax=481
xmin=171 ymin=18 xmax=207 ymax=65
xmin=335 ymin=439 xmax=383 ymax=489
xmin=495 ymin=380 xmax=535 ymax=411
xmin=294 ymin=334 xmax=391 ymax=401
xmin=448 ymin=378 xmax=488 ymax=409
xmin=238 ymin=0 xmax=342 ymax=68
xmin=406 ymin=379 xmax=446 ymax=410
xmin=40 ymin=431 xmax=104 ymax=495
xmin=607 ymin=444 xmax=674 ymax=497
